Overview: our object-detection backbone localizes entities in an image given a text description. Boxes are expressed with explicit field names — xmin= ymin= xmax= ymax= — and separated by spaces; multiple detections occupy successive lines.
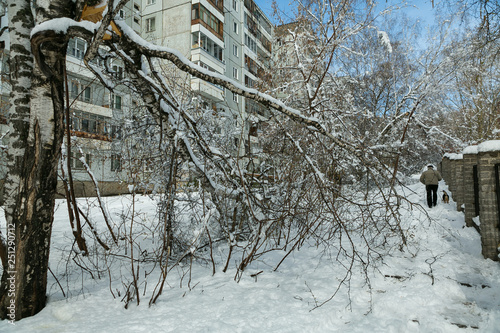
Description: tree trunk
xmin=0 ymin=0 xmax=71 ymax=321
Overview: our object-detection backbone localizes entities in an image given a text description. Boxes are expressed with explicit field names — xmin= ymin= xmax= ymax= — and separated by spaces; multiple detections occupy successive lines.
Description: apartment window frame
xmin=111 ymin=154 xmax=122 ymax=172
xmin=232 ymin=67 xmax=238 ymax=79
xmin=191 ymin=3 xmax=223 ymax=39
xmin=146 ymin=17 xmax=156 ymax=32
xmin=245 ymin=33 xmax=257 ymax=53
xmin=233 ymin=44 xmax=238 ymax=57
xmin=70 ymin=151 xmax=91 ymax=170
xmin=71 ymin=110 xmax=111 ymax=137
xmin=69 ymin=81 xmax=92 ymax=103
xmin=192 ymin=32 xmax=223 ymax=62
xmin=245 ymin=75 xmax=255 ymax=88
xmin=147 ymin=0 xmax=156 ymax=5
xmin=68 ymin=38 xmax=87 ymax=60
xmin=112 ymin=64 xmax=124 ymax=80
xmin=111 ymin=93 xmax=122 ymax=110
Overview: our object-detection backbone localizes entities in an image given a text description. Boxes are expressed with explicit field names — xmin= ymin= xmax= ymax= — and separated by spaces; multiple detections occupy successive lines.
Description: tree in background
xmin=5 ymin=0 xmax=496 ymax=320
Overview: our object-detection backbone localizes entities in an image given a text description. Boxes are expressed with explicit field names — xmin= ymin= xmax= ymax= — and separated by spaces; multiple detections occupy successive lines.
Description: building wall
xmin=0 ymin=0 xmax=275 ymax=199
xmin=442 ymin=141 xmax=500 ymax=261
xmin=462 ymin=148 xmax=479 ymax=228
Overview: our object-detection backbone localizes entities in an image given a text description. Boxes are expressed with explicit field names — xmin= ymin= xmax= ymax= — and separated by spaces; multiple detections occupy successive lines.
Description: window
xmin=134 ymin=3 xmax=140 ymax=11
xmin=233 ymin=22 xmax=238 ymax=34
xmin=147 ymin=0 xmax=156 ymax=4
xmin=70 ymin=152 xmax=91 ymax=170
xmin=69 ymin=81 xmax=92 ymax=103
xmin=233 ymin=0 xmax=237 ymax=10
xmin=70 ymin=81 xmax=79 ymax=99
xmin=111 ymin=154 xmax=122 ymax=172
xmin=192 ymin=32 xmax=223 ymax=61
xmin=233 ymin=44 xmax=238 ymax=57
xmin=146 ymin=17 xmax=156 ymax=32
xmin=191 ymin=4 xmax=223 ymax=38
xmin=112 ymin=65 xmax=124 ymax=80
xmin=233 ymin=67 xmax=238 ymax=79
xmin=82 ymin=86 xmax=91 ymax=102
xmin=245 ymin=75 xmax=255 ymax=88
xmin=112 ymin=94 xmax=122 ymax=110
xmin=71 ymin=110 xmax=111 ymax=137
xmin=233 ymin=93 xmax=238 ymax=103
xmin=68 ymin=38 xmax=86 ymax=60
xmin=118 ymin=9 xmax=124 ymax=19
xmin=134 ymin=17 xmax=140 ymax=25
xmin=245 ymin=34 xmax=257 ymax=53
xmin=111 ymin=125 xmax=122 ymax=139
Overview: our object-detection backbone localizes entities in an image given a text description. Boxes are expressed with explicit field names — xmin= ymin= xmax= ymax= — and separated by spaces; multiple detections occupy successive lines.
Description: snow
xmin=463 ymin=145 xmax=479 ymax=155
xmin=31 ymin=18 xmax=98 ymax=37
xmin=444 ymin=152 xmax=463 ymax=160
xmin=1 ymin=178 xmax=500 ymax=332
xmin=377 ymin=30 xmax=393 ymax=53
xmin=478 ymin=140 xmax=500 ymax=153
xmin=459 ymin=141 xmax=500 ymax=155
xmin=113 ymin=19 xmax=325 ymax=130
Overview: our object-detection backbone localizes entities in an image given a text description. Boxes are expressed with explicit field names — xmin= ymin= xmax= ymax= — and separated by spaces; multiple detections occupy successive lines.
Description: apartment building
xmin=0 ymin=5 xmax=138 ymax=199
xmin=62 ymin=38 xmax=132 ymax=196
xmin=0 ymin=1 xmax=274 ymax=200
xmin=231 ymin=0 xmax=273 ymax=161
xmin=136 ymin=0 xmax=273 ymax=165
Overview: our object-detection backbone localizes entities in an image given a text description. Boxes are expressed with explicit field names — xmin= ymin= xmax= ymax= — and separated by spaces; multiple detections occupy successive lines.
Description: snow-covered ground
xmin=1 ymin=177 xmax=499 ymax=332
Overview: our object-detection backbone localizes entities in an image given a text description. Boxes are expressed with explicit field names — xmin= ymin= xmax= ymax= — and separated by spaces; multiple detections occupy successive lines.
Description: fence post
xmin=462 ymin=145 xmax=479 ymax=229
xmin=477 ymin=141 xmax=500 ymax=261
xmin=454 ymin=154 xmax=464 ymax=211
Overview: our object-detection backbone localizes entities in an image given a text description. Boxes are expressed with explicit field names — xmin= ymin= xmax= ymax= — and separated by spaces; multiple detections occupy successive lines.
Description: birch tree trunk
xmin=0 ymin=0 xmax=72 ymax=320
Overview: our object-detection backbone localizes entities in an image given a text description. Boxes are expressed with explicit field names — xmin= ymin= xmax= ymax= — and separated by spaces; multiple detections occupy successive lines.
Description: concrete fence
xmin=441 ymin=140 xmax=500 ymax=261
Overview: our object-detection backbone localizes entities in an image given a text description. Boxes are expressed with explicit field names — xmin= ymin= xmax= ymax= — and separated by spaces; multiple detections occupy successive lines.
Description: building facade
xmin=137 ymin=0 xmax=273 ymax=165
xmin=0 ymin=0 xmax=275 ymax=200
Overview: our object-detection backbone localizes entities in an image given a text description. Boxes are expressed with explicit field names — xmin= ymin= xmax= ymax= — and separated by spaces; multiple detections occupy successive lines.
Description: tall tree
xmin=0 ymin=0 xmax=418 ymax=320
xmin=0 ymin=0 xmax=74 ymax=320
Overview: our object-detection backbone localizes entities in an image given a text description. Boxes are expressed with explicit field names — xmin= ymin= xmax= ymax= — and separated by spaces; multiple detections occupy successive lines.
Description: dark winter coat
xmin=420 ymin=168 xmax=442 ymax=186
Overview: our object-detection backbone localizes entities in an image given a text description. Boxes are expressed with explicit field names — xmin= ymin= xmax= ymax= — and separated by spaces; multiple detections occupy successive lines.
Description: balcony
xmin=191 ymin=3 xmax=224 ymax=41
xmin=191 ymin=49 xmax=225 ymax=75
xmin=191 ymin=31 xmax=225 ymax=73
xmin=191 ymin=78 xmax=224 ymax=102
xmin=205 ymin=0 xmax=224 ymax=13
xmin=69 ymin=109 xmax=114 ymax=142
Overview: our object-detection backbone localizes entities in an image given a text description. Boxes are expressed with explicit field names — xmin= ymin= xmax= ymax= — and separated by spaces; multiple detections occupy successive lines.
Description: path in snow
xmin=0 ymin=179 xmax=499 ymax=332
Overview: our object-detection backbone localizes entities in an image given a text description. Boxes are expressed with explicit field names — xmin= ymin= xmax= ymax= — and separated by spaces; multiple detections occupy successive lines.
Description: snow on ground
xmin=1 ymin=178 xmax=500 ymax=332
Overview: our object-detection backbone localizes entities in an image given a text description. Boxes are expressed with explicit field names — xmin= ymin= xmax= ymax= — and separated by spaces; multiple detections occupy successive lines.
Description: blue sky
xmin=253 ymin=0 xmax=436 ymax=27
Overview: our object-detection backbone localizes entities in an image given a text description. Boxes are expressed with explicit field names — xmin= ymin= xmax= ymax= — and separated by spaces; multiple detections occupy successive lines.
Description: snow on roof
xmin=443 ymin=153 xmax=463 ymax=160
xmin=462 ymin=145 xmax=479 ymax=155
xmin=478 ymin=140 xmax=500 ymax=153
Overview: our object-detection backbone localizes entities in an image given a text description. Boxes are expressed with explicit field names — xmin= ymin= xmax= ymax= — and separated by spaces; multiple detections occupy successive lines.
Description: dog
xmin=442 ymin=190 xmax=449 ymax=204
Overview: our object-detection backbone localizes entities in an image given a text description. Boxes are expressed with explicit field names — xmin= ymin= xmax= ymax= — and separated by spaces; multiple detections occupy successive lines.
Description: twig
xmin=48 ymin=266 xmax=66 ymax=298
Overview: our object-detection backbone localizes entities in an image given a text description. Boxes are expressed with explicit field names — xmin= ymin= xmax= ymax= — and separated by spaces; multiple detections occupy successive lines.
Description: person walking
xmin=420 ymin=164 xmax=442 ymax=208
